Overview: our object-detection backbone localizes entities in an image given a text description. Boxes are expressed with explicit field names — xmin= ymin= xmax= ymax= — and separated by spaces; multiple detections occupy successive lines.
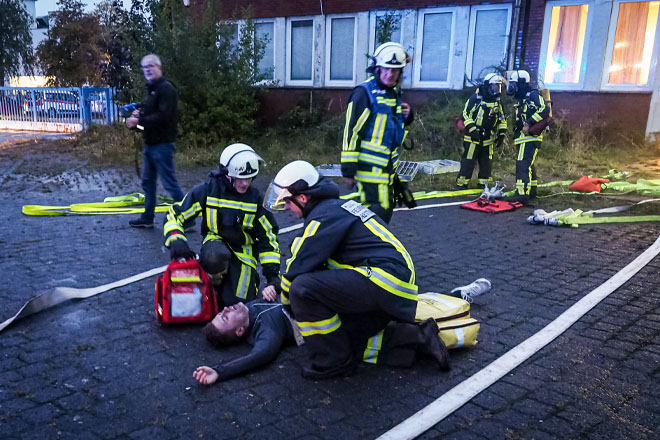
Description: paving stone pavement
xmin=1 ymin=143 xmax=659 ymax=439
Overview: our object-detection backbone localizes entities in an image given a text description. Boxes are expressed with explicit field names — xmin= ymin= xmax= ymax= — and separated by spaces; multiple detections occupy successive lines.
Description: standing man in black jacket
xmin=127 ymin=54 xmax=185 ymax=228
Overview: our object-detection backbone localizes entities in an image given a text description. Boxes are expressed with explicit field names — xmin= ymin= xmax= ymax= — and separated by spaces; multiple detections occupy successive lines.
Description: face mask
xmin=488 ymin=83 xmax=502 ymax=97
xmin=506 ymin=82 xmax=518 ymax=96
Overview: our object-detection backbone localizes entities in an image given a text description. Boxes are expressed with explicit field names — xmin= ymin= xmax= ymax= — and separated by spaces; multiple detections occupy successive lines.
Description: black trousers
xmin=515 ymin=141 xmax=540 ymax=197
xmin=356 ymin=181 xmax=394 ymax=224
xmin=346 ymin=317 xmax=428 ymax=368
xmin=199 ymin=239 xmax=258 ymax=308
xmin=289 ymin=269 xmax=417 ymax=369
xmin=456 ymin=140 xmax=493 ymax=187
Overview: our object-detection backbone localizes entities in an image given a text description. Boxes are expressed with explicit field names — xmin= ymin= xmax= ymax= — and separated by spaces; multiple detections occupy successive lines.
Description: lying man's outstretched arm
xmin=193 ymin=326 xmax=286 ymax=385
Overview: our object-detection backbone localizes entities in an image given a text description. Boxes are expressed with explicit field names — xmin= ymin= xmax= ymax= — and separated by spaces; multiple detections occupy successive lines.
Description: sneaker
xmin=450 ymin=278 xmax=492 ymax=303
xmin=129 ymin=218 xmax=154 ymax=228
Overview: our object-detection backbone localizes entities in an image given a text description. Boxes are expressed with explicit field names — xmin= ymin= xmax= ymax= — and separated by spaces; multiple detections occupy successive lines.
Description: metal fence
xmin=0 ymin=86 xmax=118 ymax=132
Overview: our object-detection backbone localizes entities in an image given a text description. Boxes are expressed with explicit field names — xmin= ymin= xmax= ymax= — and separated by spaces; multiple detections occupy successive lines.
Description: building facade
xmin=199 ymin=0 xmax=660 ymax=135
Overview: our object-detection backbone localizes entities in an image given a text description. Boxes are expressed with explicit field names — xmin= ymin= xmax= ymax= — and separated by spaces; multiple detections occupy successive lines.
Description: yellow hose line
xmin=24 ymin=189 xmax=482 ymax=216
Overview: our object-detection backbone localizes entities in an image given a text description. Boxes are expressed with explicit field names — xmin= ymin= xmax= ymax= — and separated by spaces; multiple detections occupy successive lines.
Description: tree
xmin=144 ymin=0 xmax=269 ymax=147
xmin=0 ymin=0 xmax=35 ymax=86
xmin=95 ymin=0 xmax=134 ymax=92
xmin=36 ymin=0 xmax=104 ymax=86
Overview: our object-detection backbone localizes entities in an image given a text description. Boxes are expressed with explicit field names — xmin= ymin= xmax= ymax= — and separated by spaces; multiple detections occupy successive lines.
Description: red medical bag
xmin=155 ymin=259 xmax=217 ymax=324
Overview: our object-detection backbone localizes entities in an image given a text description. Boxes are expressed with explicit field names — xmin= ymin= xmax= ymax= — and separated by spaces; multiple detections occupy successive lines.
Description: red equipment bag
xmin=155 ymin=258 xmax=218 ymax=324
xmin=568 ymin=176 xmax=610 ymax=193
xmin=461 ymin=198 xmax=523 ymax=213
xmin=528 ymin=116 xmax=555 ymax=136
xmin=453 ymin=116 xmax=466 ymax=134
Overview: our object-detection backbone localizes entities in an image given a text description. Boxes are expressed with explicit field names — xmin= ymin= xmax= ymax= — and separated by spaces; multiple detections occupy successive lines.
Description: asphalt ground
xmin=1 ymin=137 xmax=659 ymax=439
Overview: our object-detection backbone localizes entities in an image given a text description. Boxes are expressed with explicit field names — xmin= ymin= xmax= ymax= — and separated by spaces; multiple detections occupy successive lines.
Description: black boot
xmin=419 ymin=318 xmax=451 ymax=371
xmin=529 ymin=186 xmax=537 ymax=199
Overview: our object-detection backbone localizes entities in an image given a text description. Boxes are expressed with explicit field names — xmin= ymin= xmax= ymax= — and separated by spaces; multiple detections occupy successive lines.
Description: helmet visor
xmin=263 ymin=181 xmax=291 ymax=212
xmin=488 ymin=82 xmax=502 ymax=96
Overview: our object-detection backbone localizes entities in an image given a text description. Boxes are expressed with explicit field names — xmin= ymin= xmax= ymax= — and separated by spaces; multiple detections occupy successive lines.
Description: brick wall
xmin=193 ymin=0 xmax=512 ymax=19
xmin=550 ymin=92 xmax=651 ymax=132
xmin=515 ymin=0 xmax=545 ymax=75
xmin=195 ymin=0 xmax=651 ymax=135
xmin=257 ymin=88 xmax=651 ymax=134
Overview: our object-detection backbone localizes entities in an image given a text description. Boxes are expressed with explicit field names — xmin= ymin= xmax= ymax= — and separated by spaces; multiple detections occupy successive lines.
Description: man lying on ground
xmin=193 ymin=296 xmax=448 ymax=385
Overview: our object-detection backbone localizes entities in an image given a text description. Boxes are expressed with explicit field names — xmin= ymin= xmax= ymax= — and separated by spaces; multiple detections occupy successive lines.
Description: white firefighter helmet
xmin=263 ymin=160 xmax=320 ymax=211
xmin=506 ymin=70 xmax=531 ymax=95
xmin=373 ymin=42 xmax=408 ymax=69
xmin=508 ymin=70 xmax=530 ymax=83
xmin=219 ymin=143 xmax=262 ymax=179
xmin=483 ymin=73 xmax=504 ymax=97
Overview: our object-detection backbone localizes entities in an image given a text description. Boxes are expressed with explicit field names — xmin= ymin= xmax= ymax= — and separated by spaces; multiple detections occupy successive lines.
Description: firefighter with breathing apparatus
xmin=455 ymin=73 xmax=507 ymax=190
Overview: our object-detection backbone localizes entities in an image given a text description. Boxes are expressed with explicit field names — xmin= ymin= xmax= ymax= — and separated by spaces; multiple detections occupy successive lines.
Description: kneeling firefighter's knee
xmin=288 ymin=275 xmax=315 ymax=303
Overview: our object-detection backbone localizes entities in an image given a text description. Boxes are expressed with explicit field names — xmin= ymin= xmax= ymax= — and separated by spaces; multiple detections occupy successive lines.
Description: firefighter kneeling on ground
xmin=164 ymin=143 xmax=281 ymax=308
xmin=455 ymin=73 xmax=507 ymax=190
xmin=506 ymin=70 xmax=550 ymax=205
xmin=263 ymin=160 xmax=449 ymax=379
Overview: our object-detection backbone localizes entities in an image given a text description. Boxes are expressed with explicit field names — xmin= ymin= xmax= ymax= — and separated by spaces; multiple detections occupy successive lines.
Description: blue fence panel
xmin=0 ymin=86 xmax=117 ymax=131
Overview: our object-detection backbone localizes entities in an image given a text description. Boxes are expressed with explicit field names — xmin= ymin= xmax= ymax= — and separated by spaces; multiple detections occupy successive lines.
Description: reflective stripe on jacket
xmin=341 ymin=76 xmax=406 ymax=181
xmin=514 ymin=89 xmax=548 ymax=145
xmin=281 ymin=197 xmax=417 ymax=302
xmin=164 ymin=175 xmax=281 ymax=280
xmin=462 ymin=91 xmax=507 ymax=144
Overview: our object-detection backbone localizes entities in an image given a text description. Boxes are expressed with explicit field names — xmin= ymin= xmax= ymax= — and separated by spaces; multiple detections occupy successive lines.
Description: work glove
xmin=495 ymin=132 xmax=506 ymax=148
xmin=169 ymin=239 xmax=196 ymax=261
xmin=469 ymin=127 xmax=481 ymax=143
xmin=393 ymin=176 xmax=417 ymax=209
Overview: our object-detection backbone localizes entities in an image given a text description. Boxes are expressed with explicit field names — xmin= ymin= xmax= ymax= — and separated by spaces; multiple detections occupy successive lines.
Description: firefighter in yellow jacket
xmin=341 ymin=42 xmax=415 ymax=224
xmin=506 ymin=70 xmax=550 ymax=204
xmin=455 ymin=73 xmax=507 ymax=189
xmin=164 ymin=143 xmax=281 ymax=307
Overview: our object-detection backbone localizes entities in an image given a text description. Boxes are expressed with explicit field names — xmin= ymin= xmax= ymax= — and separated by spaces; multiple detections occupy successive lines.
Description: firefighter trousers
xmin=515 ymin=141 xmax=540 ymax=197
xmin=456 ymin=140 xmax=493 ymax=187
xmin=356 ymin=181 xmax=394 ymax=224
xmin=289 ymin=268 xmax=417 ymax=370
xmin=354 ymin=319 xmax=435 ymax=367
xmin=199 ymin=238 xmax=259 ymax=307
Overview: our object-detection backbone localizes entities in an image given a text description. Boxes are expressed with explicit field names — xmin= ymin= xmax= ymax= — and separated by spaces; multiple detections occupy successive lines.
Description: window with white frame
xmin=604 ymin=0 xmax=659 ymax=88
xmin=287 ymin=19 xmax=314 ymax=84
xmin=255 ymin=21 xmax=275 ymax=80
xmin=414 ymin=9 xmax=455 ymax=86
xmin=467 ymin=5 xmax=512 ymax=80
xmin=374 ymin=11 xmax=402 ymax=46
xmin=326 ymin=16 xmax=356 ymax=85
xmin=541 ymin=2 xmax=590 ymax=87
